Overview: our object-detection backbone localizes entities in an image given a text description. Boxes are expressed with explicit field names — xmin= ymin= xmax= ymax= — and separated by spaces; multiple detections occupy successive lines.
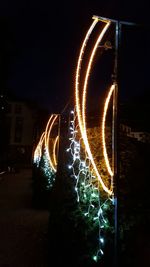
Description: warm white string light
xmin=102 ymin=84 xmax=115 ymax=177
xmin=33 ymin=114 xmax=60 ymax=190
xmin=45 ymin=114 xmax=59 ymax=172
xmin=75 ymin=17 xmax=112 ymax=195
xmin=33 ymin=131 xmax=45 ymax=166
xmin=53 ymin=135 xmax=59 ymax=167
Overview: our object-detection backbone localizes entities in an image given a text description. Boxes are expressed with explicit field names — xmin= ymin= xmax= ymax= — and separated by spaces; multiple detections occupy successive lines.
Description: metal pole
xmin=112 ymin=20 xmax=121 ymax=267
xmin=57 ymin=114 xmax=61 ymax=164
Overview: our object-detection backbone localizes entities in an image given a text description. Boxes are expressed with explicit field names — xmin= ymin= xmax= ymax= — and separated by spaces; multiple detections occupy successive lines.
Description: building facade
xmin=3 ymin=99 xmax=39 ymax=168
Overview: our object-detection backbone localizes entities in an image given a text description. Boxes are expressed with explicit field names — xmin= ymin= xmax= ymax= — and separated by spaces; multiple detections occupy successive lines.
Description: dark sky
xmin=0 ymin=0 xmax=150 ymax=112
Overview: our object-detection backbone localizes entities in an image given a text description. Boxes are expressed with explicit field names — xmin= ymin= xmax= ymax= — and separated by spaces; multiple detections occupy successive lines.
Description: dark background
xmin=0 ymin=0 xmax=150 ymax=113
xmin=0 ymin=2 xmax=150 ymax=266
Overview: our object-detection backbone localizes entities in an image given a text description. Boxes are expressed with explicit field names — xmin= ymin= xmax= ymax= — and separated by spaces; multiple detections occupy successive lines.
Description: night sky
xmin=0 ymin=0 xmax=150 ymax=113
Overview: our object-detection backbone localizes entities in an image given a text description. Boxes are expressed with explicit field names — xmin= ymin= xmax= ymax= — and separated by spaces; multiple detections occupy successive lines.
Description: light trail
xmin=102 ymin=84 xmax=115 ymax=177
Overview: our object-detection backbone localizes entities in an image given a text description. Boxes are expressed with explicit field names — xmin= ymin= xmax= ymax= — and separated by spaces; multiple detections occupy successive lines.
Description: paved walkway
xmin=0 ymin=168 xmax=49 ymax=267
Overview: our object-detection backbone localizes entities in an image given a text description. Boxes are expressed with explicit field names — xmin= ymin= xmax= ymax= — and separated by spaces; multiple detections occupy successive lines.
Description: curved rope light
xmin=75 ymin=18 xmax=98 ymax=143
xmin=102 ymin=84 xmax=115 ymax=177
xmin=53 ymin=135 xmax=59 ymax=167
xmin=34 ymin=131 xmax=45 ymax=163
xmin=81 ymin=22 xmax=112 ymax=195
xmin=75 ymin=17 xmax=112 ymax=195
xmin=45 ymin=114 xmax=59 ymax=172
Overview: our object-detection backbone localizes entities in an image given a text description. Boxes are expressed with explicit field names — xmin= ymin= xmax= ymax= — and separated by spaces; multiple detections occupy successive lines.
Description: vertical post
xmin=113 ymin=83 xmax=118 ymax=267
xmin=57 ymin=114 xmax=61 ymax=164
xmin=112 ymin=20 xmax=121 ymax=267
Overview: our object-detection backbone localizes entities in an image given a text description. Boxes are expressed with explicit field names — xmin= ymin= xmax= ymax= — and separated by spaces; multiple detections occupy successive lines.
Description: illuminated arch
xmin=44 ymin=114 xmax=59 ymax=172
xmin=75 ymin=17 xmax=112 ymax=195
xmin=33 ymin=131 xmax=45 ymax=164
xmin=75 ymin=18 xmax=98 ymax=134
xmin=53 ymin=135 xmax=59 ymax=168
xmin=102 ymin=84 xmax=115 ymax=177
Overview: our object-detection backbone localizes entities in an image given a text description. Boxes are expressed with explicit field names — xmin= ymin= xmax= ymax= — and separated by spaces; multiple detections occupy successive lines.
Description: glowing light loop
xmin=75 ymin=18 xmax=112 ymax=195
xmin=102 ymin=84 xmax=115 ymax=177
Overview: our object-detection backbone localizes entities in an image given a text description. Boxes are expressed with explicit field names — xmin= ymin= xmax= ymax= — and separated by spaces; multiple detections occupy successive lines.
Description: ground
xmin=0 ymin=168 xmax=49 ymax=267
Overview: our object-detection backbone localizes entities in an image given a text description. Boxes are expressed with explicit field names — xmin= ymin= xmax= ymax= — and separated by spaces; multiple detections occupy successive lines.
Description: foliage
xmin=32 ymin=148 xmax=56 ymax=208
xmin=67 ymin=123 xmax=114 ymax=263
